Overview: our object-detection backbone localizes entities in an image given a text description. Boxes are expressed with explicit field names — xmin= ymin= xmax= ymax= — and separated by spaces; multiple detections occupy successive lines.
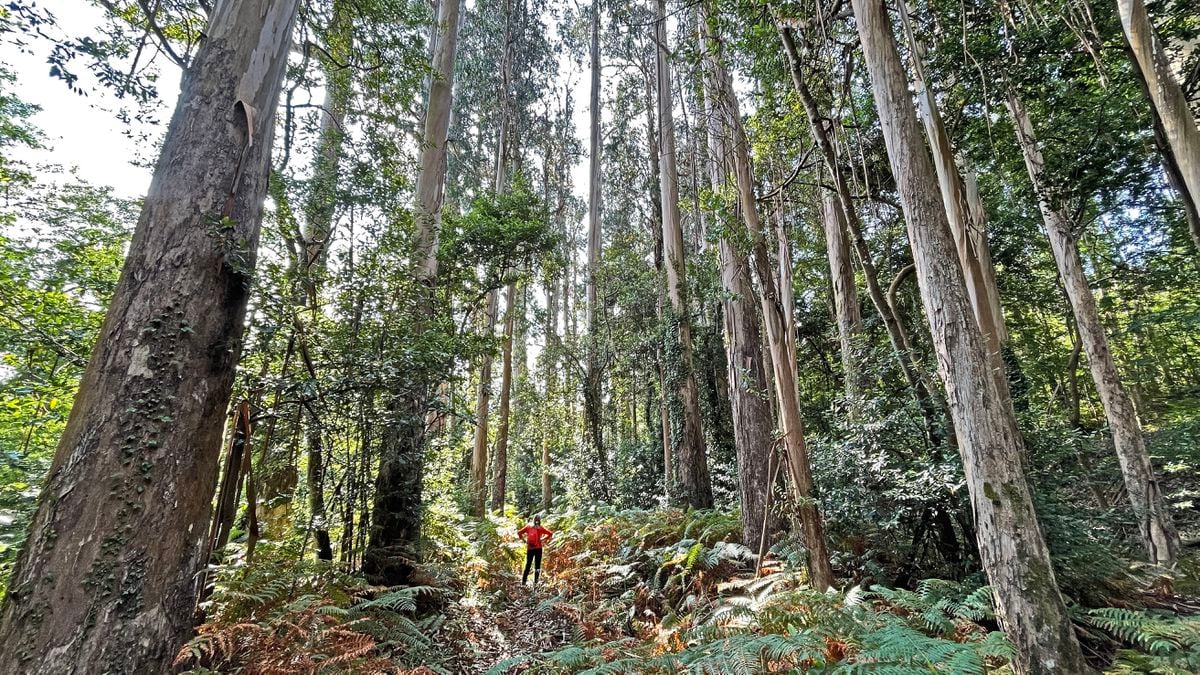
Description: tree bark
xmin=0 ymin=1 xmax=298 ymax=671
xmin=1006 ymin=90 xmax=1180 ymax=566
xmin=821 ymin=195 xmax=865 ymax=400
xmin=364 ymin=0 xmax=462 ymax=584
xmin=490 ymin=281 xmax=517 ymax=513
xmin=470 ymin=290 xmax=499 ymax=518
xmin=584 ymin=0 xmax=608 ymax=499
xmin=850 ymin=0 xmax=1090 ymax=670
xmin=1117 ymin=0 xmax=1200 ymax=252
xmin=897 ymin=0 xmax=1007 ymax=356
xmin=207 ymin=399 xmax=253 ymax=569
xmin=701 ymin=36 xmax=781 ymax=548
xmin=776 ymin=22 xmax=942 ymax=434
xmin=643 ymin=54 xmax=673 ymax=503
xmin=655 ymin=0 xmax=711 ymax=510
xmin=707 ymin=15 xmax=833 ymax=588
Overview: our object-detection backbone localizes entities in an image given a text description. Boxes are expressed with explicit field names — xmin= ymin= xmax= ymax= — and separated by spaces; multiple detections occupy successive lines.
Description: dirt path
xmin=436 ymin=591 xmax=576 ymax=674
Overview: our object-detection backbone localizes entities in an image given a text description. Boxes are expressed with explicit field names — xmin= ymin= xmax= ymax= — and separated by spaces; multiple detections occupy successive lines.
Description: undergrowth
xmin=183 ymin=507 xmax=1200 ymax=674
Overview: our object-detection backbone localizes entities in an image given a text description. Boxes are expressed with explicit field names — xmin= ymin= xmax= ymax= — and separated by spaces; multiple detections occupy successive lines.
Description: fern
xmin=1087 ymin=607 xmax=1200 ymax=672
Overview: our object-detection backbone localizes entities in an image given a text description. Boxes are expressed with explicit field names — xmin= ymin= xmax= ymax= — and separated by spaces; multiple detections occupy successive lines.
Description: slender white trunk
xmin=1006 ymin=90 xmax=1179 ymax=567
xmin=582 ymin=0 xmax=608 ymax=497
xmin=491 ymin=281 xmax=518 ymax=513
xmin=655 ymin=0 xmax=711 ymax=509
xmin=1118 ymin=0 xmax=1200 ymax=251
xmin=822 ymin=195 xmax=864 ymax=399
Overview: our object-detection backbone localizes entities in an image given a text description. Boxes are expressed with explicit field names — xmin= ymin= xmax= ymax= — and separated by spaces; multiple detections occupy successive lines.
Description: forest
xmin=0 ymin=0 xmax=1199 ymax=672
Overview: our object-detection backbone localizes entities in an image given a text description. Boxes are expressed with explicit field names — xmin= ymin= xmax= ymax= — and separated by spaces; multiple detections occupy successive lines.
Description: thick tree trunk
xmin=850 ymin=0 xmax=1089 ymax=671
xmin=707 ymin=19 xmax=833 ymax=588
xmin=363 ymin=0 xmax=463 ymax=585
xmin=1118 ymin=0 xmax=1200 ymax=251
xmin=0 ymin=1 xmax=298 ymax=671
xmin=655 ymin=0 xmax=711 ymax=510
xmin=491 ymin=281 xmax=517 ymax=513
xmin=1006 ymin=91 xmax=1180 ymax=566
xmin=703 ymin=92 xmax=781 ymax=548
xmin=821 ymin=195 xmax=865 ymax=400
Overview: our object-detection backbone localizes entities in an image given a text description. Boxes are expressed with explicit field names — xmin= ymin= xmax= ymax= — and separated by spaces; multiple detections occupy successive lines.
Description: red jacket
xmin=518 ymin=525 xmax=553 ymax=550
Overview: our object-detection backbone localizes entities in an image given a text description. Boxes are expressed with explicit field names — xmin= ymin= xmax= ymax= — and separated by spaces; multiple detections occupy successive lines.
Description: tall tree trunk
xmin=850 ymin=0 xmax=1089 ymax=671
xmin=491 ymin=281 xmax=517 ymax=513
xmin=776 ymin=22 xmax=942 ymax=437
xmin=655 ymin=0 xmax=711 ymax=509
xmin=821 ymin=195 xmax=865 ymax=400
xmin=0 ymin=2 xmax=298 ymax=671
xmin=364 ymin=0 xmax=463 ymax=584
xmin=701 ymin=28 xmax=781 ymax=547
xmin=643 ymin=55 xmax=673 ymax=503
xmin=1117 ymin=0 xmax=1200 ymax=251
xmin=470 ymin=292 xmax=499 ymax=517
xmin=1006 ymin=90 xmax=1179 ymax=566
xmin=707 ymin=17 xmax=833 ymax=588
xmin=469 ymin=0 xmax=514 ymax=519
xmin=296 ymin=4 xmax=353 ymax=557
xmin=896 ymin=0 xmax=1006 ymax=356
xmin=584 ymin=0 xmax=608 ymax=501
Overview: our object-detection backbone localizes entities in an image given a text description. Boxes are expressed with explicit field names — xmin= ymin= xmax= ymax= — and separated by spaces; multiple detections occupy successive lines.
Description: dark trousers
xmin=522 ymin=547 xmax=543 ymax=584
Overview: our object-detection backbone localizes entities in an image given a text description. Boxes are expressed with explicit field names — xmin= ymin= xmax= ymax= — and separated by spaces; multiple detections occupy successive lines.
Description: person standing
xmin=517 ymin=516 xmax=553 ymax=586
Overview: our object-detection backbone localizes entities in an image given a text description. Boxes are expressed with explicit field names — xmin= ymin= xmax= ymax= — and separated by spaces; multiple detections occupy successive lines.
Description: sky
xmin=2 ymin=0 xmax=180 ymax=198
xmin=1 ymin=0 xmax=595 ymax=205
xmin=0 ymin=0 xmax=601 ymax=367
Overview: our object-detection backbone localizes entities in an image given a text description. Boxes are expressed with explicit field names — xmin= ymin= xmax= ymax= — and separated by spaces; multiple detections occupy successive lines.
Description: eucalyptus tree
xmin=703 ymin=4 xmax=833 ymax=587
xmin=654 ymin=0 xmax=712 ymax=509
xmin=1117 ymin=0 xmax=1200 ymax=251
xmin=849 ymin=0 xmax=1088 ymax=669
xmin=895 ymin=0 xmax=1007 ymax=359
xmin=775 ymin=19 xmax=945 ymax=443
xmin=364 ymin=0 xmax=465 ymax=584
xmin=699 ymin=7 xmax=782 ymax=548
xmin=583 ymin=0 xmax=609 ymax=500
xmin=821 ymin=195 xmax=865 ymax=400
xmin=0 ymin=1 xmax=299 ymax=671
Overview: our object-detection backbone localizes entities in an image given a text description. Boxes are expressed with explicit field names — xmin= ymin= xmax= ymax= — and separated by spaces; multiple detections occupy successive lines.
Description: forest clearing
xmin=1 ymin=0 xmax=1200 ymax=672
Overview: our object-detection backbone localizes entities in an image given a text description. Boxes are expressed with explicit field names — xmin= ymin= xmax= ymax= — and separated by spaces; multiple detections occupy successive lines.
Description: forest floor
xmin=437 ymin=588 xmax=577 ymax=674
xmin=181 ymin=507 xmax=1200 ymax=674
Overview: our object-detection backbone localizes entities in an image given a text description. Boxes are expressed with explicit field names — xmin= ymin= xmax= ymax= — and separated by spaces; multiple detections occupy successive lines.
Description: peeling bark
xmin=1006 ymin=90 xmax=1179 ymax=567
xmin=0 ymin=1 xmax=299 ymax=671
xmin=655 ymin=0 xmax=711 ymax=509
xmin=850 ymin=0 xmax=1089 ymax=670
xmin=1118 ymin=0 xmax=1200 ymax=252
xmin=821 ymin=195 xmax=865 ymax=400
xmin=897 ymin=0 xmax=1007 ymax=357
